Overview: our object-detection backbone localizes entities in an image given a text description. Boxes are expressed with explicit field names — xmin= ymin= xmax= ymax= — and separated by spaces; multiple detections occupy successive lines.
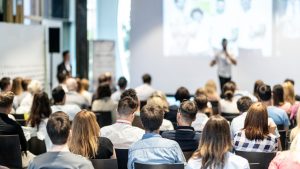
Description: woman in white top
xmin=186 ymin=115 xmax=249 ymax=169
xmin=24 ymin=92 xmax=52 ymax=150
xmin=191 ymin=94 xmax=210 ymax=131
xmin=220 ymin=82 xmax=239 ymax=113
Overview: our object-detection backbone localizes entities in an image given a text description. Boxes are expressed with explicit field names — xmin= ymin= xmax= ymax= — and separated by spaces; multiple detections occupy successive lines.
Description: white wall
xmin=130 ymin=0 xmax=300 ymax=94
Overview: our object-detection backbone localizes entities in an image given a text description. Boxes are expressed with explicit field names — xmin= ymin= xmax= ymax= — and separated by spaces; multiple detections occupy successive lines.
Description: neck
xmin=55 ymin=102 xmax=64 ymax=105
xmin=117 ymin=115 xmax=133 ymax=123
xmin=178 ymin=121 xmax=191 ymax=127
xmin=261 ymin=100 xmax=271 ymax=106
xmin=49 ymin=143 xmax=69 ymax=152
xmin=145 ymin=130 xmax=159 ymax=134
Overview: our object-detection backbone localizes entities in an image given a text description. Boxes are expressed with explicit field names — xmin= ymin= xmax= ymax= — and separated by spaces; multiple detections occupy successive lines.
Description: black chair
xmin=183 ymin=151 xmax=194 ymax=161
xmin=11 ymin=114 xmax=26 ymax=126
xmin=277 ymin=124 xmax=284 ymax=130
xmin=249 ymin=163 xmax=261 ymax=169
xmin=235 ymin=150 xmax=276 ymax=169
xmin=115 ymin=149 xmax=128 ymax=169
xmin=94 ymin=111 xmax=112 ymax=127
xmin=27 ymin=136 xmax=46 ymax=155
xmin=134 ymin=163 xmax=184 ymax=169
xmin=278 ymin=130 xmax=287 ymax=150
xmin=90 ymin=159 xmax=118 ymax=169
xmin=0 ymin=135 xmax=22 ymax=168
xmin=221 ymin=112 xmax=240 ymax=122
xmin=132 ymin=115 xmax=144 ymax=129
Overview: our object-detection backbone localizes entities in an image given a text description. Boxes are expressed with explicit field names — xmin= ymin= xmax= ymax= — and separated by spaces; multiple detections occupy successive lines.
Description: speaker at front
xmin=49 ymin=28 xmax=60 ymax=53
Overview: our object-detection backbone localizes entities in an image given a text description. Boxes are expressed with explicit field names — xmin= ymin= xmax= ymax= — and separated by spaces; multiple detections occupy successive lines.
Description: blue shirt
xmin=267 ymin=106 xmax=290 ymax=127
xmin=127 ymin=133 xmax=186 ymax=169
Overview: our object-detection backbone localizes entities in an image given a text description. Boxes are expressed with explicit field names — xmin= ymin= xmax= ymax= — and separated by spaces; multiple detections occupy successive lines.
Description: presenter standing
xmin=210 ymin=38 xmax=237 ymax=90
xmin=57 ymin=50 xmax=72 ymax=77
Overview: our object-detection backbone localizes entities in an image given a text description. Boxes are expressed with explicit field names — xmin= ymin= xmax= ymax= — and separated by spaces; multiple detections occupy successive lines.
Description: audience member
xmin=56 ymin=72 xmax=68 ymax=92
xmin=128 ymin=103 xmax=185 ymax=169
xmin=283 ymin=81 xmax=299 ymax=118
xmin=65 ymin=78 xmax=89 ymax=108
xmin=69 ymin=110 xmax=115 ymax=159
xmin=273 ymin=84 xmax=291 ymax=113
xmin=51 ymin=86 xmax=81 ymax=121
xmin=204 ymin=80 xmax=220 ymax=101
xmin=101 ymin=90 xmax=144 ymax=149
xmin=186 ymin=115 xmax=250 ymax=169
xmin=253 ymin=80 xmax=264 ymax=99
xmin=233 ymin=102 xmax=278 ymax=152
xmin=28 ymin=111 xmax=93 ymax=169
xmin=284 ymin=78 xmax=300 ymax=101
xmin=194 ymin=88 xmax=206 ymax=97
xmin=191 ymin=94 xmax=210 ymax=131
xmin=135 ymin=74 xmax=156 ymax=101
xmin=162 ymin=100 xmax=200 ymax=151
xmin=0 ymin=77 xmax=11 ymax=92
xmin=11 ymin=77 xmax=23 ymax=108
xmin=147 ymin=96 xmax=174 ymax=131
xmin=258 ymin=84 xmax=290 ymax=130
xmin=78 ymin=78 xmax=92 ymax=105
xmin=111 ymin=76 xmax=127 ymax=103
xmin=220 ymin=82 xmax=239 ymax=113
xmin=231 ymin=81 xmax=257 ymax=102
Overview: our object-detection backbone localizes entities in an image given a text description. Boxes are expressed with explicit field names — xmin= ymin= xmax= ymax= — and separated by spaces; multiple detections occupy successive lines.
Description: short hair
xmin=46 ymin=111 xmax=70 ymax=145
xmin=237 ymin=96 xmax=252 ymax=112
xmin=52 ymin=86 xmax=66 ymax=104
xmin=140 ymin=103 xmax=164 ymax=132
xmin=66 ymin=78 xmax=78 ymax=92
xmin=0 ymin=91 xmax=14 ymax=108
xmin=120 ymin=89 xmax=138 ymax=102
xmin=117 ymin=96 xmax=139 ymax=116
xmin=194 ymin=88 xmax=206 ymax=97
xmin=142 ymin=74 xmax=151 ymax=84
xmin=284 ymin=78 xmax=295 ymax=86
xmin=258 ymin=84 xmax=272 ymax=101
xmin=63 ymin=50 xmax=69 ymax=58
xmin=179 ymin=100 xmax=197 ymax=123
xmin=96 ymin=83 xmax=111 ymax=99
xmin=21 ymin=78 xmax=31 ymax=91
xmin=175 ymin=87 xmax=190 ymax=102
xmin=57 ymin=72 xmax=67 ymax=83
xmin=80 ymin=79 xmax=89 ymax=91
xmin=28 ymin=80 xmax=43 ymax=94
xmin=118 ymin=77 xmax=127 ymax=89
xmin=0 ymin=77 xmax=11 ymax=91
xmin=253 ymin=80 xmax=264 ymax=98
xmin=194 ymin=94 xmax=208 ymax=110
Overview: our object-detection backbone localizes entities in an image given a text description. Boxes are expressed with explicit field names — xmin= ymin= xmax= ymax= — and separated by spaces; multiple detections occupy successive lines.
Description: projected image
xmin=163 ymin=0 xmax=272 ymax=57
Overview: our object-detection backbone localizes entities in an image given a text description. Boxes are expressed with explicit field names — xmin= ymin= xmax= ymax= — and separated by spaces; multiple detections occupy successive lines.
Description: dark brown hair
xmin=244 ymin=102 xmax=269 ymax=140
xmin=236 ymin=96 xmax=252 ymax=112
xmin=47 ymin=111 xmax=70 ymax=145
xmin=273 ymin=84 xmax=284 ymax=106
xmin=11 ymin=77 xmax=23 ymax=95
xmin=194 ymin=94 xmax=208 ymax=110
xmin=222 ymin=82 xmax=235 ymax=101
xmin=253 ymin=80 xmax=264 ymax=98
xmin=117 ymin=96 xmax=139 ymax=116
xmin=179 ymin=100 xmax=197 ymax=123
xmin=140 ymin=103 xmax=164 ymax=132
xmin=193 ymin=115 xmax=232 ymax=169
xmin=0 ymin=91 xmax=14 ymax=108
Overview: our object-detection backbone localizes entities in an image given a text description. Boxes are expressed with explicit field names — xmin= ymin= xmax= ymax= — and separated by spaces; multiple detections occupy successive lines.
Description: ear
xmin=176 ymin=112 xmax=181 ymax=122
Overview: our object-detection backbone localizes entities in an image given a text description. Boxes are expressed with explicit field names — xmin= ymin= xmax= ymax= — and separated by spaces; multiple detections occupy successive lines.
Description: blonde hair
xmin=195 ymin=88 xmax=206 ymax=97
xmin=28 ymin=80 xmax=42 ymax=94
xmin=147 ymin=96 xmax=169 ymax=112
xmin=69 ymin=110 xmax=100 ymax=158
xmin=11 ymin=77 xmax=23 ymax=95
xmin=204 ymin=80 xmax=218 ymax=96
xmin=283 ymin=81 xmax=295 ymax=104
xmin=80 ymin=79 xmax=89 ymax=91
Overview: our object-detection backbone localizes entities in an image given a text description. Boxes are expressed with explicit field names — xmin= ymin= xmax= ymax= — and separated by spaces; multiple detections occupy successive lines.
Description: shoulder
xmin=227 ymin=152 xmax=249 ymax=166
xmin=99 ymin=137 xmax=113 ymax=146
xmin=186 ymin=157 xmax=202 ymax=169
xmin=161 ymin=130 xmax=176 ymax=138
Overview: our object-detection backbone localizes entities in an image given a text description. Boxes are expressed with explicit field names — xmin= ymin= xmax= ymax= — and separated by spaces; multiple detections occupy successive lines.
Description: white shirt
xmin=111 ymin=89 xmax=125 ymax=103
xmin=220 ymin=99 xmax=239 ymax=113
xmin=100 ymin=120 xmax=145 ymax=149
xmin=186 ymin=152 xmax=250 ymax=169
xmin=51 ymin=104 xmax=81 ymax=121
xmin=20 ymin=93 xmax=33 ymax=107
xmin=160 ymin=119 xmax=174 ymax=131
xmin=135 ymin=84 xmax=156 ymax=101
xmin=215 ymin=51 xmax=234 ymax=78
xmin=81 ymin=90 xmax=92 ymax=105
xmin=233 ymin=90 xmax=258 ymax=102
xmin=191 ymin=113 xmax=209 ymax=131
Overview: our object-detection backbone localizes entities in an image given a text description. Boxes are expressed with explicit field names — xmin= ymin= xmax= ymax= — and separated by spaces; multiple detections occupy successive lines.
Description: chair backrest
xmin=0 ymin=135 xmax=22 ymax=168
xmin=276 ymin=124 xmax=284 ymax=130
xmin=90 ymin=159 xmax=118 ymax=169
xmin=235 ymin=150 xmax=276 ymax=169
xmin=183 ymin=151 xmax=194 ymax=161
xmin=94 ymin=111 xmax=112 ymax=127
xmin=115 ymin=149 xmax=129 ymax=169
xmin=134 ymin=163 xmax=184 ymax=169
xmin=279 ymin=130 xmax=287 ymax=150
xmin=221 ymin=112 xmax=240 ymax=122
xmin=132 ymin=115 xmax=144 ymax=129
xmin=28 ymin=136 xmax=46 ymax=155
xmin=11 ymin=114 xmax=26 ymax=126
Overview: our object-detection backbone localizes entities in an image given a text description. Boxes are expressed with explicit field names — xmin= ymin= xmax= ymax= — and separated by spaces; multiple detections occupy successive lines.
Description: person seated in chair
xmin=161 ymin=100 xmax=200 ymax=151
xmin=28 ymin=111 xmax=93 ymax=169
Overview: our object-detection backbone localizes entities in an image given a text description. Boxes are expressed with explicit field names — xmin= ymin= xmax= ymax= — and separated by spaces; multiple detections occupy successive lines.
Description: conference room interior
xmin=1 ymin=0 xmax=300 ymax=169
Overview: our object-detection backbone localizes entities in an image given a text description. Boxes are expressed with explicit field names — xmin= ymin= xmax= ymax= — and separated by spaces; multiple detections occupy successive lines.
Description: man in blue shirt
xmin=258 ymin=84 xmax=290 ymax=131
xmin=128 ymin=103 xmax=186 ymax=169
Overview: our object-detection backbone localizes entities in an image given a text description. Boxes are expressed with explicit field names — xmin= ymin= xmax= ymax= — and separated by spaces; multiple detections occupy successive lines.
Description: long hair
xmin=222 ymin=82 xmax=235 ymax=101
xmin=192 ymin=115 xmax=232 ymax=169
xmin=11 ymin=77 xmax=23 ymax=95
xmin=283 ymin=82 xmax=295 ymax=104
xmin=244 ymin=102 xmax=269 ymax=140
xmin=253 ymin=80 xmax=264 ymax=99
xmin=27 ymin=92 xmax=52 ymax=130
xmin=69 ymin=110 xmax=100 ymax=158
xmin=273 ymin=84 xmax=285 ymax=106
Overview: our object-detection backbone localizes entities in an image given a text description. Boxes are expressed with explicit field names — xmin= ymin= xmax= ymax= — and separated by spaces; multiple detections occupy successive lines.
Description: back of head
xmin=11 ymin=77 xmax=23 ymax=95
xmin=257 ymin=84 xmax=271 ymax=101
xmin=253 ymin=80 xmax=264 ymax=97
xmin=52 ymin=86 xmax=66 ymax=104
xmin=47 ymin=111 xmax=70 ymax=145
xmin=150 ymin=91 xmax=168 ymax=102
xmin=179 ymin=100 xmax=197 ymax=124
xmin=120 ymin=88 xmax=138 ymax=102
xmin=140 ymin=103 xmax=164 ymax=132
xmin=21 ymin=78 xmax=31 ymax=91
xmin=69 ymin=110 xmax=100 ymax=158
xmin=222 ymin=82 xmax=235 ymax=101
xmin=57 ymin=72 xmax=67 ymax=84
xmin=0 ymin=91 xmax=14 ymax=108
xmin=273 ymin=84 xmax=284 ymax=106
xmin=117 ymin=96 xmax=139 ymax=117
xmin=194 ymin=94 xmax=208 ymax=111
xmin=62 ymin=50 xmax=69 ymax=60
xmin=28 ymin=80 xmax=42 ymax=94
xmin=96 ymin=83 xmax=111 ymax=99
xmin=80 ymin=79 xmax=90 ymax=91
xmin=195 ymin=115 xmax=231 ymax=168
xmin=284 ymin=78 xmax=295 ymax=86
xmin=204 ymin=80 xmax=217 ymax=93
xmin=66 ymin=78 xmax=78 ymax=92
xmin=147 ymin=96 xmax=169 ymax=112
xmin=244 ymin=102 xmax=269 ymax=140
xmin=283 ymin=81 xmax=295 ymax=104
xmin=0 ymin=77 xmax=11 ymax=91
xmin=175 ymin=86 xmax=190 ymax=103
xmin=29 ymin=92 xmax=52 ymax=128
xmin=118 ymin=77 xmax=127 ymax=89
xmin=195 ymin=88 xmax=206 ymax=97
xmin=237 ymin=96 xmax=252 ymax=113
xmin=142 ymin=74 xmax=151 ymax=84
